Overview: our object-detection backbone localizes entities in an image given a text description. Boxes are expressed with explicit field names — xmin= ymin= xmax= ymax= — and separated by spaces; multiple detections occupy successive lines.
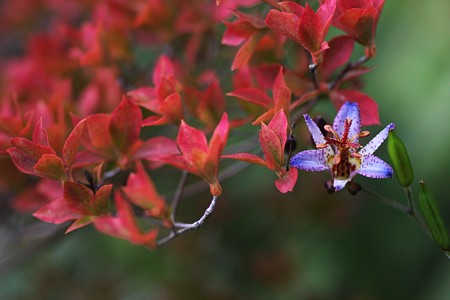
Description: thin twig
xmin=362 ymin=187 xmax=409 ymax=213
xmin=291 ymin=97 xmax=318 ymax=129
xmin=170 ymin=171 xmax=188 ymax=221
xmin=157 ymin=196 xmax=219 ymax=247
xmin=182 ymin=161 xmax=252 ymax=199
xmin=330 ymin=55 xmax=369 ymax=90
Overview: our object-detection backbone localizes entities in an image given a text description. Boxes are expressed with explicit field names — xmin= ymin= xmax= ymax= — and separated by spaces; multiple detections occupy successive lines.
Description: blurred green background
xmin=1 ymin=1 xmax=450 ymax=299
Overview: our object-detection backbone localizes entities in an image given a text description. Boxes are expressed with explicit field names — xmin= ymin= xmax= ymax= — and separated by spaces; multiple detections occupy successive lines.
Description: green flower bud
xmin=387 ymin=130 xmax=414 ymax=187
xmin=419 ymin=181 xmax=450 ymax=250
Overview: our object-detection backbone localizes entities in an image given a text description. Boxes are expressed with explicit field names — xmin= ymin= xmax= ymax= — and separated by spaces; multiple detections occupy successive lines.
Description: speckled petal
xmin=359 ymin=123 xmax=396 ymax=156
xmin=333 ymin=179 xmax=350 ymax=191
xmin=290 ymin=150 xmax=329 ymax=172
xmin=304 ymin=114 xmax=326 ymax=145
xmin=357 ymin=154 xmax=393 ymax=178
xmin=333 ymin=102 xmax=361 ymax=142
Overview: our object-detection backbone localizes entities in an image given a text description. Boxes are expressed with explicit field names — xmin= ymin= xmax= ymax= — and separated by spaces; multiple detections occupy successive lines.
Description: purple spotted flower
xmin=290 ymin=102 xmax=395 ymax=191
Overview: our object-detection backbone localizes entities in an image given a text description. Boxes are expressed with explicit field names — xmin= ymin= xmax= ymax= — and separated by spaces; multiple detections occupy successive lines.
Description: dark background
xmin=1 ymin=1 xmax=449 ymax=299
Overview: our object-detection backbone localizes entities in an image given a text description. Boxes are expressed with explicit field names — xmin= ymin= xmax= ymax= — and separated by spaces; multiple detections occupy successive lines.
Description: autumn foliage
xmin=1 ymin=0 xmax=394 ymax=248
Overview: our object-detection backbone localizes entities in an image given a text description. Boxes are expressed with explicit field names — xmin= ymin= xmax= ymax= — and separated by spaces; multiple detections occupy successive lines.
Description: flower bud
xmin=324 ymin=180 xmax=335 ymax=194
xmin=387 ymin=130 xmax=414 ymax=187
xmin=419 ymin=181 xmax=450 ymax=250
xmin=346 ymin=181 xmax=361 ymax=196
xmin=284 ymin=134 xmax=297 ymax=154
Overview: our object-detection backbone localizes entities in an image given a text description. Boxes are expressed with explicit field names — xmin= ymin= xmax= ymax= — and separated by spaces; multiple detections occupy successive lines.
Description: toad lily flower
xmin=290 ymin=102 xmax=395 ymax=191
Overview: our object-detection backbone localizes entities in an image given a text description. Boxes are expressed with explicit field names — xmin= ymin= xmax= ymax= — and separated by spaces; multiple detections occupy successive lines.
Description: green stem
xmin=404 ymin=186 xmax=415 ymax=214
xmin=362 ymin=187 xmax=409 ymax=214
xmin=403 ymin=186 xmax=431 ymax=239
xmin=362 ymin=187 xmax=431 ymax=238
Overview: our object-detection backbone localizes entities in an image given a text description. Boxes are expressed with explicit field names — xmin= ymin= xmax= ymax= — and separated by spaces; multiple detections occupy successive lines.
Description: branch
xmin=182 ymin=161 xmax=254 ymax=199
xmin=330 ymin=55 xmax=369 ymax=90
xmin=170 ymin=171 xmax=189 ymax=221
xmin=309 ymin=63 xmax=320 ymax=90
xmin=157 ymin=196 xmax=219 ymax=247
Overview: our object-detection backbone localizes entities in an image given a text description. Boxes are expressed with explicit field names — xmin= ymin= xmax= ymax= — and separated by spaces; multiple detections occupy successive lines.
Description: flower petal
xmin=303 ymin=114 xmax=334 ymax=158
xmin=304 ymin=114 xmax=326 ymax=145
xmin=333 ymin=101 xmax=360 ymax=141
xmin=290 ymin=149 xmax=328 ymax=172
xmin=357 ymin=154 xmax=393 ymax=178
xmin=359 ymin=123 xmax=396 ymax=156
xmin=333 ymin=179 xmax=350 ymax=191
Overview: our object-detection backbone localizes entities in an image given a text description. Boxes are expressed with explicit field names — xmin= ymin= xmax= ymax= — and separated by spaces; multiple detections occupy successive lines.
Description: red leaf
xmin=227 ymin=88 xmax=273 ymax=108
xmin=94 ymin=192 xmax=158 ymax=248
xmin=222 ymin=11 xmax=265 ymax=46
xmin=231 ymin=34 xmax=261 ymax=71
xmin=133 ymin=136 xmax=179 ymax=162
xmin=85 ymin=114 xmax=115 ymax=153
xmin=298 ymin=4 xmax=324 ymax=55
xmin=64 ymin=181 xmax=94 ymax=215
xmin=156 ymin=77 xmax=180 ymax=102
xmin=259 ymin=122 xmax=282 ymax=170
xmin=317 ymin=0 xmax=336 ymax=32
xmin=265 ymin=10 xmax=302 ymax=45
xmin=330 ymin=89 xmax=380 ymax=125
xmin=177 ymin=120 xmax=208 ymax=166
xmin=33 ymin=197 xmax=81 ymax=224
xmin=122 ymin=162 xmax=165 ymax=217
xmin=90 ymin=184 xmax=112 ymax=214
xmin=319 ymin=35 xmax=354 ymax=81
xmin=273 ymin=67 xmax=291 ymax=114
xmin=34 ymin=154 xmax=67 ymax=180
xmin=232 ymin=10 xmax=266 ymax=29
xmin=109 ymin=96 xmax=142 ymax=154
xmin=354 ymin=6 xmax=378 ymax=46
xmin=7 ymin=147 xmax=39 ymax=175
xmin=275 ymin=167 xmax=298 ymax=193
xmin=339 ymin=65 xmax=373 ymax=83
xmin=253 ymin=108 xmax=276 ymax=125
xmin=222 ymin=20 xmax=253 ymax=46
xmin=279 ymin=1 xmax=305 ymax=15
xmin=158 ymin=93 xmax=184 ymax=123
xmin=65 ymin=216 xmax=93 ymax=234
xmin=161 ymin=155 xmax=197 ymax=175
xmin=127 ymin=87 xmax=158 ymax=111
xmin=32 ymin=118 xmax=50 ymax=146
xmin=13 ymin=179 xmax=61 ymax=213
xmin=152 ymin=55 xmax=175 ymax=88
xmin=63 ymin=119 xmax=86 ymax=173
xmin=268 ymin=110 xmax=288 ymax=150
xmin=222 ymin=153 xmax=267 ymax=167
xmin=197 ymin=81 xmax=226 ymax=130
xmin=72 ymin=151 xmax=106 ymax=168
xmin=8 ymin=138 xmax=56 ymax=174
xmin=339 ymin=7 xmax=376 ymax=46
xmin=204 ymin=113 xmax=229 ymax=183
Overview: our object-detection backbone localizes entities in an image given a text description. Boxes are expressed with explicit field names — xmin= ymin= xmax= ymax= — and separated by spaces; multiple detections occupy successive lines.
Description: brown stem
xmin=170 ymin=171 xmax=189 ymax=222
xmin=330 ymin=55 xmax=369 ymax=90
